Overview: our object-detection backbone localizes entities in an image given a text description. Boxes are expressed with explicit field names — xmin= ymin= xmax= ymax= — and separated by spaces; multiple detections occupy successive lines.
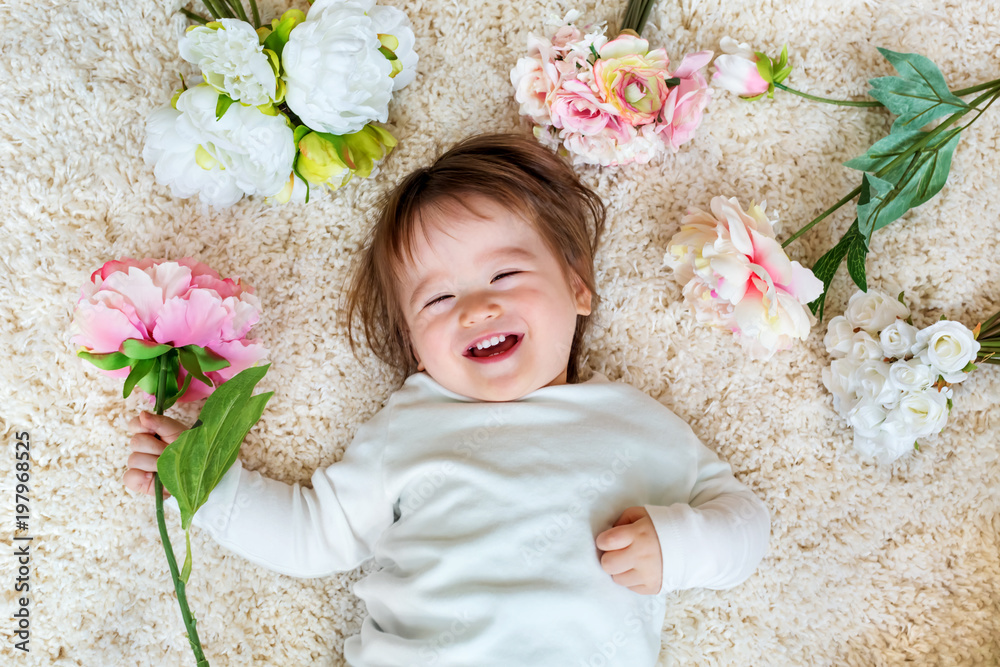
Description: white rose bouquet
xmin=143 ymin=0 xmax=418 ymax=207
xmin=822 ymin=287 xmax=992 ymax=463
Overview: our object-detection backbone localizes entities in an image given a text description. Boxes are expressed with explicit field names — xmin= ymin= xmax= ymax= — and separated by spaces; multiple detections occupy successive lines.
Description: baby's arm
xmin=126 ymin=410 xmax=394 ymax=578
xmin=642 ymin=435 xmax=770 ymax=594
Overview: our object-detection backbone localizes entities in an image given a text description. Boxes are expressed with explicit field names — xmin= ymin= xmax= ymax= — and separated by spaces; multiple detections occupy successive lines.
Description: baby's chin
xmin=431 ymin=370 xmax=568 ymax=402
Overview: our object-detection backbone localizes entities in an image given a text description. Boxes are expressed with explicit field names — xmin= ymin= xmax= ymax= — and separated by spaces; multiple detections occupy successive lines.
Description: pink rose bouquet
xmin=666 ymin=196 xmax=824 ymax=359
xmin=510 ymin=10 xmax=712 ymax=166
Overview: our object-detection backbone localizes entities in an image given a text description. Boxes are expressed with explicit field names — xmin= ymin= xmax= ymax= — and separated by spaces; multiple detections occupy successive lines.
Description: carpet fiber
xmin=1 ymin=0 xmax=999 ymax=665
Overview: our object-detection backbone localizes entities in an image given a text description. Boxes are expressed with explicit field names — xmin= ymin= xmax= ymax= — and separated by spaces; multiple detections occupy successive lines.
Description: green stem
xmin=201 ymin=0 xmax=229 ymax=19
xmin=953 ymin=78 xmax=1000 ymax=97
xmin=153 ymin=357 xmax=211 ymax=667
xmin=223 ymin=0 xmax=250 ymax=24
xmin=181 ymin=9 xmax=210 ymax=24
xmin=979 ymin=308 xmax=1000 ymax=333
xmin=773 ymin=82 xmax=882 ymax=107
xmin=782 ymin=185 xmax=863 ymax=248
xmin=247 ymin=0 xmax=260 ymax=29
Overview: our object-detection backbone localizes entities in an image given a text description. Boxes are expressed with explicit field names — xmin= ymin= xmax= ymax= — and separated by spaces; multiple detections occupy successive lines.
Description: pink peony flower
xmin=72 ymin=257 xmax=268 ymax=403
xmin=666 ymin=196 xmax=824 ymax=359
xmin=712 ymin=37 xmax=770 ymax=98
xmin=593 ymin=34 xmax=672 ymax=126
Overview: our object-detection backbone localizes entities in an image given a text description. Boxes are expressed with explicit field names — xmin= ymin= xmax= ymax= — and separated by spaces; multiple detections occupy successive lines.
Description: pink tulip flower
xmin=711 ymin=37 xmax=770 ymax=98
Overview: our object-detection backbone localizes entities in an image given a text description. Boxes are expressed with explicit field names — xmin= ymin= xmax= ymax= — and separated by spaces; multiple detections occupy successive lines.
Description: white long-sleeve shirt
xmin=169 ymin=372 xmax=770 ymax=666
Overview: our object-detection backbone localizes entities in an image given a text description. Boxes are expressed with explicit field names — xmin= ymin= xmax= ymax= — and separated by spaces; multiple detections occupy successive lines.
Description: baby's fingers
xmin=127 ymin=411 xmax=186 ymax=443
xmin=122 ymin=469 xmax=171 ymax=499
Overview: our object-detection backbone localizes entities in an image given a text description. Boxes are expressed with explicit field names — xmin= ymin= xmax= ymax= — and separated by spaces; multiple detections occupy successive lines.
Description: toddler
xmin=125 ymin=134 xmax=770 ymax=666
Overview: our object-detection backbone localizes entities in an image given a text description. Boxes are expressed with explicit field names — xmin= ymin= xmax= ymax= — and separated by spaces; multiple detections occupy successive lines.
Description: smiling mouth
xmin=466 ymin=334 xmax=520 ymax=359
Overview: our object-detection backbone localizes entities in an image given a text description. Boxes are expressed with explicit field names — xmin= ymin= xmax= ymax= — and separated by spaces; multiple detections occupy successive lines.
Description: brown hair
xmin=342 ymin=133 xmax=606 ymax=385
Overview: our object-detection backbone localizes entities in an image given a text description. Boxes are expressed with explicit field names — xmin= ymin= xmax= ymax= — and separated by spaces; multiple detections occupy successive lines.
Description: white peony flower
xmin=843 ymin=288 xmax=910 ymax=334
xmin=879 ymin=320 xmax=919 ymax=359
xmin=368 ymin=4 xmax=418 ymax=90
xmin=283 ymin=0 xmax=415 ymax=135
xmin=853 ymin=430 xmax=914 ymax=464
xmin=883 ymin=388 xmax=951 ymax=439
xmin=846 ymin=330 xmax=883 ymax=363
xmin=143 ymin=84 xmax=295 ymax=207
xmin=180 ymin=19 xmax=278 ymax=107
xmin=888 ymin=359 xmax=935 ymax=394
xmin=824 ymin=315 xmax=855 ymax=358
xmin=915 ymin=320 xmax=980 ymax=383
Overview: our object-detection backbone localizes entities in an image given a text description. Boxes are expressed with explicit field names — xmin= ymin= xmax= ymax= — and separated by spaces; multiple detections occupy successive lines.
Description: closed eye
xmin=492 ymin=271 xmax=520 ymax=283
xmin=423 ymin=294 xmax=453 ymax=308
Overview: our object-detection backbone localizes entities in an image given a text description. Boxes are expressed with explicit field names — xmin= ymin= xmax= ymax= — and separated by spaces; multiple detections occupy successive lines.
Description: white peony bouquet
xmin=143 ymin=0 xmax=418 ymax=207
xmin=822 ymin=288 xmax=986 ymax=463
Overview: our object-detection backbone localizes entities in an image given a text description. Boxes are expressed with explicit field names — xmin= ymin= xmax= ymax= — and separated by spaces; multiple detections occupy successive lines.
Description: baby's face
xmin=397 ymin=196 xmax=592 ymax=402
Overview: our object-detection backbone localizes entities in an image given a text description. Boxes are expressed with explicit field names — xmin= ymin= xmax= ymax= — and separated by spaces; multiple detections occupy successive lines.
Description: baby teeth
xmin=475 ymin=334 xmax=505 ymax=350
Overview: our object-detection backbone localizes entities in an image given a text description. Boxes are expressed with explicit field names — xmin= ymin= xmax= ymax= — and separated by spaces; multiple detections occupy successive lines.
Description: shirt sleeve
xmin=163 ymin=403 xmax=395 ymax=578
xmin=643 ymin=428 xmax=770 ymax=594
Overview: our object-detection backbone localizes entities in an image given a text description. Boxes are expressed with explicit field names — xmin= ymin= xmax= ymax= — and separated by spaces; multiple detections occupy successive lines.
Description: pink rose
xmin=658 ymin=51 xmax=712 ymax=150
xmin=712 ymin=37 xmax=770 ymax=98
xmin=549 ymin=79 xmax=624 ymax=136
xmin=72 ymin=257 xmax=268 ymax=403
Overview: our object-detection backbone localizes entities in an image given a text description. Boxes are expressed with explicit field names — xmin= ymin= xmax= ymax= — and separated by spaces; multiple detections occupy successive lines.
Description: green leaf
xmin=215 ymin=94 xmax=236 ymax=120
xmin=180 ymin=529 xmax=193 ymax=584
xmin=868 ymin=48 xmax=967 ymax=131
xmin=123 ymin=358 xmax=156 ymax=399
xmin=121 ymin=338 xmax=173 ymax=360
xmin=262 ymin=9 xmax=306 ymax=58
xmin=179 ymin=345 xmax=230 ymax=389
xmin=846 ymin=233 xmax=869 ymax=292
xmin=851 ymin=124 xmax=962 ymax=244
xmin=77 ymin=350 xmax=132 ymax=371
xmin=808 ymin=220 xmax=861 ymax=320
xmin=157 ymin=364 xmax=274 ymax=530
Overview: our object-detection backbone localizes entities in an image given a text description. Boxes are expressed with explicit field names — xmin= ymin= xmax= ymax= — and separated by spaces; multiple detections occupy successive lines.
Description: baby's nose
xmin=458 ymin=293 xmax=501 ymax=327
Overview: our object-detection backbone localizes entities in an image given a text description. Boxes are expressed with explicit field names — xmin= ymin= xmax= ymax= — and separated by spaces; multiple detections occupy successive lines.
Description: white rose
xmin=887 ymin=359 xmax=935 ymax=393
xmin=854 ymin=360 xmax=899 ymax=406
xmin=882 ymin=388 xmax=950 ymax=439
xmin=847 ymin=399 xmax=888 ymax=438
xmin=179 ymin=19 xmax=278 ymax=107
xmin=510 ymin=57 xmax=554 ymax=125
xmin=823 ymin=358 xmax=860 ymax=414
xmin=878 ymin=320 xmax=919 ymax=359
xmin=823 ymin=315 xmax=855 ymax=358
xmin=843 ymin=288 xmax=909 ymax=334
xmin=142 ymin=85 xmax=295 ymax=207
xmin=915 ymin=320 xmax=980 ymax=383
xmin=853 ymin=430 xmax=915 ymax=464
xmin=283 ymin=0 xmax=394 ymax=135
xmin=846 ymin=330 xmax=883 ymax=363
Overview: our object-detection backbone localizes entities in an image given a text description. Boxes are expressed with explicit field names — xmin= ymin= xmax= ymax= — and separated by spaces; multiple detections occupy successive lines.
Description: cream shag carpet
xmin=1 ymin=0 xmax=999 ymax=664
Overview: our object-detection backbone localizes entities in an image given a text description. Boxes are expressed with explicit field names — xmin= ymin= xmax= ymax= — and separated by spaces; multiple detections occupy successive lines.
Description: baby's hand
xmin=124 ymin=411 xmax=188 ymax=499
xmin=595 ymin=506 xmax=663 ymax=595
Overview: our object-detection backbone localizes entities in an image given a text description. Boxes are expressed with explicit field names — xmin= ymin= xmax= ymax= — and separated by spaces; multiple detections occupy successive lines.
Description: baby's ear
xmin=571 ymin=272 xmax=592 ymax=316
